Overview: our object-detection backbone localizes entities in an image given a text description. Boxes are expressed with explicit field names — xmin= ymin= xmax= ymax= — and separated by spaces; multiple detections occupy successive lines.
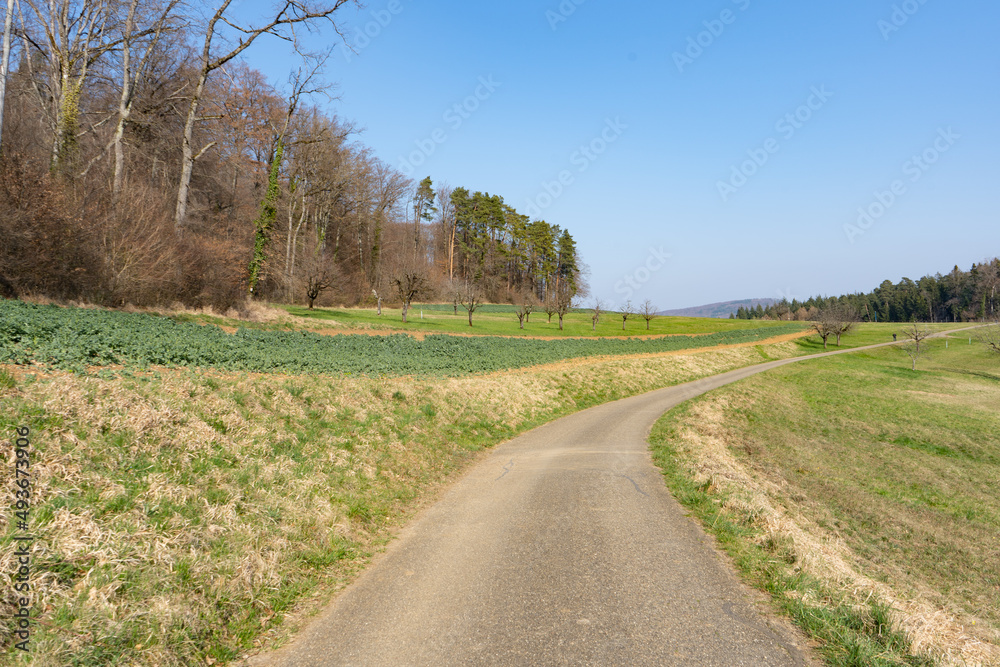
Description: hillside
xmin=658 ymin=298 xmax=777 ymax=319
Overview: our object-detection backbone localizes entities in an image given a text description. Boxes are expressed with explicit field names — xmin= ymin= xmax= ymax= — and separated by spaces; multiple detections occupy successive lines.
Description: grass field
xmin=650 ymin=328 xmax=1000 ymax=665
xmin=275 ymin=303 xmax=799 ymax=338
xmin=788 ymin=322 xmax=971 ymax=354
xmin=0 ymin=337 xmax=810 ymax=666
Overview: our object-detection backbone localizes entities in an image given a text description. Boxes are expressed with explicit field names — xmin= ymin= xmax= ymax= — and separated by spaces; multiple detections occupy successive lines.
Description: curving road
xmin=248 ymin=335 xmax=965 ymax=667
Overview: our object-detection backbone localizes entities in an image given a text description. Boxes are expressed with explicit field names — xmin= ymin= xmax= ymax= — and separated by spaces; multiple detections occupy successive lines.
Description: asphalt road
xmin=248 ymin=335 xmax=963 ymax=667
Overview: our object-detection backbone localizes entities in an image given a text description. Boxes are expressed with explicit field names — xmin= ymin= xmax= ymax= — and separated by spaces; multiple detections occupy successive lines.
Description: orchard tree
xmin=514 ymin=291 xmax=536 ymax=330
xmin=620 ymin=300 xmax=634 ymax=331
xmin=811 ymin=319 xmax=836 ymax=350
xmin=590 ymin=298 xmax=604 ymax=332
xmin=640 ymin=299 xmax=657 ymax=331
xmin=901 ymin=323 xmax=932 ymax=353
xmin=460 ymin=279 xmax=483 ymax=327
xmin=976 ymin=320 xmax=1000 ymax=354
xmin=391 ymin=272 xmax=426 ymax=323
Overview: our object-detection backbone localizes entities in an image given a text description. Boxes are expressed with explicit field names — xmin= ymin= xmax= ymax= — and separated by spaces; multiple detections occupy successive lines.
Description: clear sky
xmin=236 ymin=0 xmax=1000 ymax=309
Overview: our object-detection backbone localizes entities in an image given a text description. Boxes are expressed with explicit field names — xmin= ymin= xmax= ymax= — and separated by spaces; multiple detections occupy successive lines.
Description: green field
xmin=278 ymin=303 xmax=799 ymax=337
xmin=650 ymin=328 xmax=1000 ymax=665
xmin=0 ymin=300 xmax=805 ymax=376
xmin=787 ymin=322 xmax=971 ymax=353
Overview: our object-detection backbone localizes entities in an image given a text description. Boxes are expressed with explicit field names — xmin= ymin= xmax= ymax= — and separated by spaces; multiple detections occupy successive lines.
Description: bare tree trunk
xmin=448 ymin=223 xmax=456 ymax=280
xmin=0 ymin=0 xmax=15 ymax=153
xmin=174 ymin=0 xmax=353 ymax=230
xmin=111 ymin=0 xmax=139 ymax=197
xmin=174 ymin=66 xmax=212 ymax=229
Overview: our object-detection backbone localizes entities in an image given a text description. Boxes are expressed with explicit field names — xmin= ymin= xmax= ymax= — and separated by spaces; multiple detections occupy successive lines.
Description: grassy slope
xmin=0 ymin=339 xmax=806 ymax=666
xmin=650 ymin=331 xmax=1000 ymax=666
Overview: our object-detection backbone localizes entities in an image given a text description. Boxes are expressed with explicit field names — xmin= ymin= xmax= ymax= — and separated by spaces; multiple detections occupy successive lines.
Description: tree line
xmin=733 ymin=258 xmax=1000 ymax=323
xmin=0 ymin=0 xmax=584 ymax=313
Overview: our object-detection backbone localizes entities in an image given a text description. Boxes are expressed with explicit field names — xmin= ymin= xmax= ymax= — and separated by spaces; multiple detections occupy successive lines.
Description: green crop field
xmin=0 ymin=300 xmax=806 ymax=376
xmin=650 ymin=327 xmax=1000 ymax=665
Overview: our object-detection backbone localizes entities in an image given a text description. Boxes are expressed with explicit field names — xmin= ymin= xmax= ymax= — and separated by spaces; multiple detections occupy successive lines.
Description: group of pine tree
xmin=733 ymin=259 xmax=1000 ymax=323
xmin=0 ymin=1 xmax=583 ymax=312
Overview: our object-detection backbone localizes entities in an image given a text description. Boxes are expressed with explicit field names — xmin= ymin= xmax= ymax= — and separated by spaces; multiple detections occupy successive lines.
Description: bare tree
xmin=813 ymin=305 xmax=858 ymax=349
xmin=460 ymin=279 xmax=482 ymax=327
xmin=901 ymin=323 xmax=932 ymax=353
xmin=305 ymin=269 xmax=334 ymax=309
xmin=0 ymin=0 xmax=16 ymax=153
xmin=391 ymin=271 xmax=426 ymax=323
xmin=640 ymin=299 xmax=657 ymax=331
xmin=555 ymin=286 xmax=573 ymax=331
xmin=590 ymin=298 xmax=604 ymax=332
xmin=173 ymin=0 xmax=355 ymax=230
xmin=77 ymin=0 xmax=182 ymax=196
xmin=544 ymin=295 xmax=558 ymax=324
xmin=248 ymin=56 xmax=329 ymax=295
xmin=514 ymin=291 xmax=536 ymax=330
xmin=975 ymin=320 xmax=1000 ymax=354
xmin=811 ymin=321 xmax=835 ymax=349
xmin=18 ymin=0 xmax=119 ymax=171
xmin=826 ymin=305 xmax=859 ymax=346
xmin=436 ymin=184 xmax=456 ymax=279
xmin=900 ymin=342 xmax=923 ymax=371
xmin=619 ymin=300 xmax=634 ymax=331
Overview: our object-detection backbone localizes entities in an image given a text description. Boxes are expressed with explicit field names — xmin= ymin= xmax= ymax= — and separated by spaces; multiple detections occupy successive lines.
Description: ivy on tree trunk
xmin=248 ymin=140 xmax=283 ymax=295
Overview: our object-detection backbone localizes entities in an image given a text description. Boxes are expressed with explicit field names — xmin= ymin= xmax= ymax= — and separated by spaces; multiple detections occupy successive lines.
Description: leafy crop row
xmin=0 ymin=300 xmax=805 ymax=376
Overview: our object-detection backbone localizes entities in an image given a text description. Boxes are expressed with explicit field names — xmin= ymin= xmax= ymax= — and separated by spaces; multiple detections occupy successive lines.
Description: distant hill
xmin=658 ymin=298 xmax=777 ymax=319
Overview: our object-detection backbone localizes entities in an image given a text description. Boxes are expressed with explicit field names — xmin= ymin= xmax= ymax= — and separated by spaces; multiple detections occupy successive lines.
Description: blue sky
xmin=236 ymin=0 xmax=999 ymax=309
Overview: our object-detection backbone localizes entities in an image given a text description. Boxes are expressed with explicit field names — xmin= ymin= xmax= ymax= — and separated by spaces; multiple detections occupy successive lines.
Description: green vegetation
xmin=650 ymin=331 xmax=1000 ymax=665
xmin=789 ymin=322 xmax=965 ymax=353
xmin=0 ymin=300 xmax=804 ymax=376
xmin=279 ymin=303 xmax=797 ymax=338
xmin=736 ymin=257 xmax=999 ymax=323
xmin=0 ymin=340 xmax=802 ymax=665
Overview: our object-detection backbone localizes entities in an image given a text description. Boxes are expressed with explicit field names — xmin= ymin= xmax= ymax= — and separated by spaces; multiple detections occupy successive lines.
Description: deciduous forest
xmin=0 ymin=0 xmax=583 ymax=312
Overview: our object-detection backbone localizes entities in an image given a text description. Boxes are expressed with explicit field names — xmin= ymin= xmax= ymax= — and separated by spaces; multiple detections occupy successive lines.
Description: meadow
xmin=276 ymin=303 xmax=800 ymax=338
xmin=651 ymin=329 xmax=1000 ymax=666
